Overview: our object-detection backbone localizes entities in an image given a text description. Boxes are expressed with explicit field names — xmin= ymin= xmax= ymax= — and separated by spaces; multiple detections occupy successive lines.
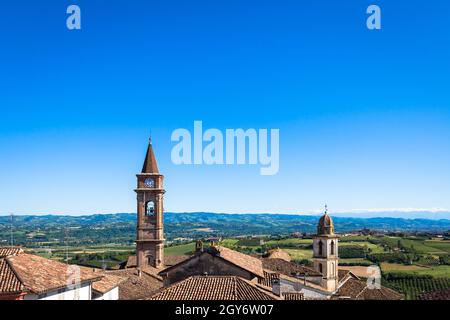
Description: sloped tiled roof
xmin=165 ymin=255 xmax=191 ymax=267
xmin=0 ymin=247 xmax=24 ymax=258
xmin=267 ymin=249 xmax=291 ymax=262
xmin=6 ymin=253 xmax=102 ymax=294
xmin=420 ymin=288 xmax=450 ymax=300
xmin=159 ymin=246 xmax=265 ymax=278
xmin=338 ymin=269 xmax=359 ymax=283
xmin=125 ymin=256 xmax=137 ymax=268
xmin=215 ymin=247 xmax=264 ymax=278
xmin=335 ymin=278 xmax=404 ymax=300
xmin=91 ymin=273 xmax=126 ymax=294
xmin=338 ymin=269 xmax=351 ymax=280
xmin=262 ymin=258 xmax=322 ymax=277
xmin=105 ymin=268 xmax=163 ymax=300
xmin=0 ymin=259 xmax=24 ymax=294
xmin=150 ymin=276 xmax=279 ymax=300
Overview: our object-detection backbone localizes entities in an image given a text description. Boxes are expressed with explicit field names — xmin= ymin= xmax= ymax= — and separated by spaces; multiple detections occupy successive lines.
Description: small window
xmin=330 ymin=240 xmax=335 ymax=255
xmin=319 ymin=263 xmax=323 ymax=273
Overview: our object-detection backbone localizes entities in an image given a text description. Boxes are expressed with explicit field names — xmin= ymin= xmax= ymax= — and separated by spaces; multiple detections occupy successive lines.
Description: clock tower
xmin=135 ymin=138 xmax=165 ymax=269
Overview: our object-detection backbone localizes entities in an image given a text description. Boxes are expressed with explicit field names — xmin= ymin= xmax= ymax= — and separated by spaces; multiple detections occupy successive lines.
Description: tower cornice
xmin=134 ymin=188 xmax=166 ymax=193
xmin=313 ymin=234 xmax=340 ymax=239
xmin=136 ymin=173 xmax=164 ymax=177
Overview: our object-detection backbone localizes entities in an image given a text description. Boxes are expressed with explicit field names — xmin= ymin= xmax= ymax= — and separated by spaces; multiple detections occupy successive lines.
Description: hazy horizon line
xmin=1 ymin=209 xmax=450 ymax=220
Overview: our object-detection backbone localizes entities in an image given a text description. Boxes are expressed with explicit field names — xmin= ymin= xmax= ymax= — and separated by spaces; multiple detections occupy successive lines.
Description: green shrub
xmin=339 ymin=246 xmax=366 ymax=259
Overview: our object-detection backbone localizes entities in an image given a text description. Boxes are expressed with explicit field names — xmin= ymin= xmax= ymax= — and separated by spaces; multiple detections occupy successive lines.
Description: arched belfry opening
xmin=318 ymin=240 xmax=323 ymax=256
xmin=330 ymin=240 xmax=335 ymax=255
xmin=145 ymin=201 xmax=155 ymax=216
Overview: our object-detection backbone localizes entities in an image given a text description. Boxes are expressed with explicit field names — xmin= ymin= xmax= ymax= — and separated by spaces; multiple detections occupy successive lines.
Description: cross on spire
xmin=324 ymin=204 xmax=328 ymax=215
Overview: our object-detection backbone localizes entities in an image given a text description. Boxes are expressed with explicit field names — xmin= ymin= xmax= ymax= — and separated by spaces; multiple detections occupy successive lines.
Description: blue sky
xmin=0 ymin=0 xmax=449 ymax=215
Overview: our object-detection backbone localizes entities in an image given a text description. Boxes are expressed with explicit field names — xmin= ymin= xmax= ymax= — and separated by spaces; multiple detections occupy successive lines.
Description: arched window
xmin=330 ymin=240 xmax=335 ymax=255
xmin=331 ymin=262 xmax=335 ymax=276
xmin=145 ymin=201 xmax=155 ymax=216
xmin=318 ymin=240 xmax=323 ymax=256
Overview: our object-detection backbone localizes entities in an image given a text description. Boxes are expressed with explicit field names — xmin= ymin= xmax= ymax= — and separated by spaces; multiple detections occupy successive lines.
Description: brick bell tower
xmin=135 ymin=137 xmax=165 ymax=269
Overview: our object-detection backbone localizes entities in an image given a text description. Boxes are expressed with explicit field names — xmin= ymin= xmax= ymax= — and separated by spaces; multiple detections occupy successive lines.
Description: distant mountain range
xmin=0 ymin=212 xmax=449 ymax=247
xmin=330 ymin=210 xmax=450 ymax=220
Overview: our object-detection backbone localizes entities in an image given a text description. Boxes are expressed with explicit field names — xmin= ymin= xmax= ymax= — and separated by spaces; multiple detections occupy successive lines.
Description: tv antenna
xmin=10 ymin=213 xmax=14 ymax=247
xmin=65 ymin=227 xmax=69 ymax=264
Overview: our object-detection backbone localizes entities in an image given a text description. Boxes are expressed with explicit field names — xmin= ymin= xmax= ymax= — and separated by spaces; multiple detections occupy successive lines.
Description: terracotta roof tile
xmin=338 ymin=269 xmax=359 ymax=283
xmin=164 ymin=255 xmax=191 ymax=266
xmin=336 ymin=278 xmax=368 ymax=298
xmin=335 ymin=278 xmax=404 ymax=300
xmin=105 ymin=268 xmax=163 ymax=300
xmin=159 ymin=246 xmax=265 ymax=278
xmin=6 ymin=253 xmax=101 ymax=294
xmin=91 ymin=274 xmax=126 ymax=294
xmin=125 ymin=255 xmax=137 ymax=268
xmin=150 ymin=276 xmax=279 ymax=300
xmin=262 ymin=258 xmax=322 ymax=277
xmin=213 ymin=246 xmax=264 ymax=278
xmin=0 ymin=247 xmax=24 ymax=258
xmin=267 ymin=249 xmax=292 ymax=262
xmin=0 ymin=259 xmax=24 ymax=294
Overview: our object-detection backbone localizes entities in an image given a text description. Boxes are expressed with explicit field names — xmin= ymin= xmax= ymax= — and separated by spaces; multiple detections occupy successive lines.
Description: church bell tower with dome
xmin=313 ymin=205 xmax=339 ymax=292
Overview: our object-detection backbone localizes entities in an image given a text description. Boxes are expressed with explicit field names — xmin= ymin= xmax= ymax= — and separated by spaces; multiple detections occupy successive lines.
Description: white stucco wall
xmin=93 ymin=287 xmax=119 ymax=300
xmin=273 ymin=278 xmax=330 ymax=300
xmin=24 ymin=283 xmax=91 ymax=300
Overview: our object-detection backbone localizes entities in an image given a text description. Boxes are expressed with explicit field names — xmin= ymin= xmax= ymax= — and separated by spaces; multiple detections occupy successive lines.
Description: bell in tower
xmin=135 ymin=137 xmax=166 ymax=269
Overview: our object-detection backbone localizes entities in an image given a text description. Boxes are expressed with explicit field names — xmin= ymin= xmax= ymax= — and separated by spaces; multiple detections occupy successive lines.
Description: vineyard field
xmin=383 ymin=277 xmax=450 ymax=300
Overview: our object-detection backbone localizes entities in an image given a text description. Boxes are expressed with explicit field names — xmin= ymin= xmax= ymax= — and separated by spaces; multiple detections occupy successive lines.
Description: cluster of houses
xmin=1 ymin=139 xmax=406 ymax=301
xmin=0 ymin=216 xmax=404 ymax=301
xmin=0 ymin=247 xmax=123 ymax=300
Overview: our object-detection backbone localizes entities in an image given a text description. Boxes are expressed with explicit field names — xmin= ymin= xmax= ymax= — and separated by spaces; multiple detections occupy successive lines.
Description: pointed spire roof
xmin=141 ymin=138 xmax=159 ymax=174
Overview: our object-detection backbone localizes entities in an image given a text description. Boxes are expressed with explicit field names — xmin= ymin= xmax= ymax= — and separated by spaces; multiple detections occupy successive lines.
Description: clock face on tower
xmin=144 ymin=178 xmax=155 ymax=188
